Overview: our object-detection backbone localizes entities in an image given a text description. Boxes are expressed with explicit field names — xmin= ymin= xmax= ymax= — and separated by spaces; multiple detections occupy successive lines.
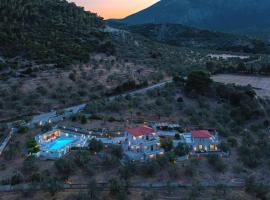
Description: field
xmin=212 ymin=74 xmax=270 ymax=98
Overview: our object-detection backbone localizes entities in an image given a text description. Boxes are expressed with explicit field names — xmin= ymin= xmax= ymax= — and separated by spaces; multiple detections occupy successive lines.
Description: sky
xmin=71 ymin=0 xmax=159 ymax=19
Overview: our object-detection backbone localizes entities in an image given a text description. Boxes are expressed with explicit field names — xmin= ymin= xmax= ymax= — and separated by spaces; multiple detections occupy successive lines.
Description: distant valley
xmin=108 ymin=22 xmax=270 ymax=54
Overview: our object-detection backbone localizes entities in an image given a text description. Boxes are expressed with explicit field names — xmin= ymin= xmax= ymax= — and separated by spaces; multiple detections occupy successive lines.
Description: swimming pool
xmin=48 ymin=137 xmax=74 ymax=150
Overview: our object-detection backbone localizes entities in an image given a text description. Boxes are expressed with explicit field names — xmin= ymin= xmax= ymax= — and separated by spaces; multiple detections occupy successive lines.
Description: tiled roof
xmin=191 ymin=130 xmax=212 ymax=138
xmin=126 ymin=126 xmax=154 ymax=137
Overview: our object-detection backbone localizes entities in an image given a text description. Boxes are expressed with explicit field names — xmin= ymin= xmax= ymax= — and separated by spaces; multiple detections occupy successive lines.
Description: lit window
xmin=193 ymin=146 xmax=197 ymax=151
xmin=199 ymin=145 xmax=203 ymax=150
xmin=210 ymin=144 xmax=215 ymax=150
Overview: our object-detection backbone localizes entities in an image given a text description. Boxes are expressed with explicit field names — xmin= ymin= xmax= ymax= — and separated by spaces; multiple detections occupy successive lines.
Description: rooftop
xmin=126 ymin=126 xmax=154 ymax=137
xmin=191 ymin=130 xmax=212 ymax=138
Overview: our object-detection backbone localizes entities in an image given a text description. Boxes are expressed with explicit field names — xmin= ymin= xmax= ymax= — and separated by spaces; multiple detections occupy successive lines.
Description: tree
xmin=174 ymin=143 xmax=190 ymax=156
xmin=18 ymin=125 xmax=29 ymax=134
xmin=10 ymin=171 xmax=24 ymax=185
xmin=160 ymin=138 xmax=173 ymax=151
xmin=175 ymin=133 xmax=180 ymax=140
xmin=245 ymin=176 xmax=269 ymax=200
xmin=207 ymin=154 xmax=227 ymax=172
xmin=26 ymin=139 xmax=40 ymax=154
xmin=185 ymin=70 xmax=212 ymax=94
xmin=87 ymin=179 xmax=100 ymax=200
xmin=22 ymin=156 xmax=38 ymax=175
xmin=41 ymin=175 xmax=63 ymax=196
xmin=80 ymin=115 xmax=87 ymax=124
xmin=128 ymin=103 xmax=133 ymax=123
xmin=54 ymin=159 xmax=74 ymax=180
xmin=119 ymin=162 xmax=135 ymax=180
xmin=111 ymin=145 xmax=123 ymax=159
xmin=109 ymin=178 xmax=127 ymax=199
xmin=89 ymin=139 xmax=104 ymax=153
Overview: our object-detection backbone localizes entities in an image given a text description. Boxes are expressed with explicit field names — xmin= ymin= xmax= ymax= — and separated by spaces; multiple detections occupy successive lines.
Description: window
xmin=199 ymin=145 xmax=203 ymax=150
xmin=210 ymin=144 xmax=215 ymax=150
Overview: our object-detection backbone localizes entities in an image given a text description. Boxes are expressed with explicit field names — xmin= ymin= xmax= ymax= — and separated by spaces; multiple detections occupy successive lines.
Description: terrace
xmin=35 ymin=128 xmax=91 ymax=159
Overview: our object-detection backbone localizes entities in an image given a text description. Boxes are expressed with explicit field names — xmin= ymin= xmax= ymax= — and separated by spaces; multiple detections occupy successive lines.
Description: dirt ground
xmin=212 ymin=74 xmax=270 ymax=98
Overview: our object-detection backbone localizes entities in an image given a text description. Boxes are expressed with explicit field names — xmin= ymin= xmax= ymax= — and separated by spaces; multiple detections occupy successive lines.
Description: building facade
xmin=123 ymin=126 xmax=164 ymax=161
xmin=188 ymin=130 xmax=219 ymax=153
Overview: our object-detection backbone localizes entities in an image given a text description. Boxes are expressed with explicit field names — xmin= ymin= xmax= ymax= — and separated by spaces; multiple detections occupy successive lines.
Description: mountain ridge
xmin=120 ymin=0 xmax=270 ymax=39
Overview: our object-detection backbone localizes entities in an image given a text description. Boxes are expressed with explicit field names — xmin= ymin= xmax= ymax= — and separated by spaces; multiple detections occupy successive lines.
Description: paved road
xmin=109 ymin=80 xmax=172 ymax=100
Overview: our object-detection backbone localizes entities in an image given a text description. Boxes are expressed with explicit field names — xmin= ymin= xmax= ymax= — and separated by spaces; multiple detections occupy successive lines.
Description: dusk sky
xmin=71 ymin=0 xmax=159 ymax=19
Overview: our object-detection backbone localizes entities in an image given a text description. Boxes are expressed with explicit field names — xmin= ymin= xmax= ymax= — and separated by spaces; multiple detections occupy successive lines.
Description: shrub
xmin=10 ymin=171 xmax=24 ymax=185
xmin=160 ymin=138 xmax=173 ymax=151
xmin=245 ymin=176 xmax=269 ymax=200
xmin=174 ymin=143 xmax=190 ymax=156
xmin=119 ymin=162 xmax=136 ymax=180
xmin=18 ymin=125 xmax=29 ymax=134
xmin=109 ymin=178 xmax=127 ymax=198
xmin=185 ymin=70 xmax=212 ymax=95
xmin=54 ymin=159 xmax=74 ymax=180
xmin=26 ymin=139 xmax=40 ymax=154
xmin=22 ymin=156 xmax=38 ymax=175
xmin=111 ymin=145 xmax=123 ymax=159
xmin=219 ymin=142 xmax=230 ymax=152
xmin=207 ymin=154 xmax=227 ymax=172
xmin=227 ymin=137 xmax=238 ymax=147
xmin=89 ymin=138 xmax=104 ymax=153
xmin=140 ymin=160 xmax=160 ymax=177
xmin=80 ymin=115 xmax=87 ymax=124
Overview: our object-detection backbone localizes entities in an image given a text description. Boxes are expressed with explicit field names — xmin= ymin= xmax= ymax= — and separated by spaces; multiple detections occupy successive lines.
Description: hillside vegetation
xmin=108 ymin=22 xmax=270 ymax=54
xmin=0 ymin=0 xmax=112 ymax=68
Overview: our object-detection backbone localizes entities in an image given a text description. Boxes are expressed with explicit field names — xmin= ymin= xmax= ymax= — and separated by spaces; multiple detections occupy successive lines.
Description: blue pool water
xmin=48 ymin=137 xmax=74 ymax=150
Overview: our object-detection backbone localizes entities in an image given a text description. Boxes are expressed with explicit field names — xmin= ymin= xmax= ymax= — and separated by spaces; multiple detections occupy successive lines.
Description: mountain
xmin=0 ymin=0 xmax=113 ymax=68
xmin=108 ymin=22 xmax=270 ymax=54
xmin=120 ymin=0 xmax=270 ymax=39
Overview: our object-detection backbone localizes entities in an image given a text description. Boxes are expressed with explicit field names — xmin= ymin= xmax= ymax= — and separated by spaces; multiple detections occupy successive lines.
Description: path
xmin=109 ymin=80 xmax=172 ymax=100
xmin=0 ymin=180 xmax=248 ymax=193
xmin=0 ymin=129 xmax=13 ymax=155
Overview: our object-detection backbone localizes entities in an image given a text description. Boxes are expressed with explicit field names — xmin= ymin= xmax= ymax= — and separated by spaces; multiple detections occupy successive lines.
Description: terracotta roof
xmin=126 ymin=126 xmax=154 ymax=137
xmin=191 ymin=130 xmax=212 ymax=138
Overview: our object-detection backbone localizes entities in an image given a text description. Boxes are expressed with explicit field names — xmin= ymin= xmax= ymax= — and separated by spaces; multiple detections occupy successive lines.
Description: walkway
xmin=0 ymin=130 xmax=12 ymax=155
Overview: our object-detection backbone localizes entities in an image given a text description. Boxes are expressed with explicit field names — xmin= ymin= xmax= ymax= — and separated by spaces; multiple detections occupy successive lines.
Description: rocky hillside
xmin=120 ymin=0 xmax=270 ymax=39
xmin=0 ymin=0 xmax=113 ymax=69
xmin=108 ymin=22 xmax=270 ymax=54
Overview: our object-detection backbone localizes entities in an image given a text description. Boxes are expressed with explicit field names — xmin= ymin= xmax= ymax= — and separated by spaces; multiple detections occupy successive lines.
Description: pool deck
xmin=35 ymin=129 xmax=91 ymax=159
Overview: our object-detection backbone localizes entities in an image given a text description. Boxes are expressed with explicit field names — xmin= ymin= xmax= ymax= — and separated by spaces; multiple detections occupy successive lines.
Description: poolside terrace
xmin=35 ymin=128 xmax=92 ymax=159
